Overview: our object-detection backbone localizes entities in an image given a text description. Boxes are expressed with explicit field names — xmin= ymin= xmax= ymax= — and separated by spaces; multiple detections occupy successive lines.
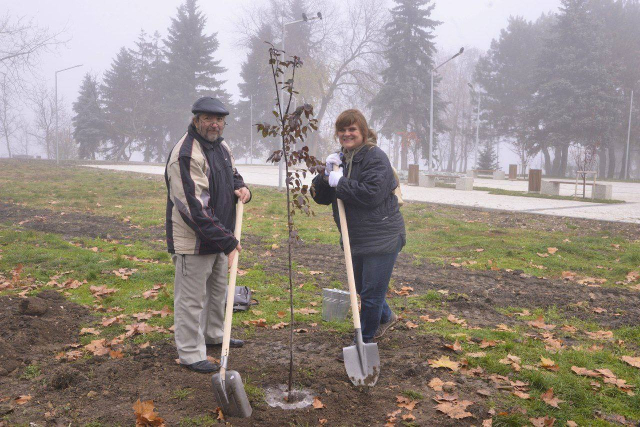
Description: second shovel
xmin=333 ymin=164 xmax=380 ymax=386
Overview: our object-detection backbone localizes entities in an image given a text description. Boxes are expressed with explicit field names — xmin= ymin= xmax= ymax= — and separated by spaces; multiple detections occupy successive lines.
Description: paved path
xmin=83 ymin=164 xmax=640 ymax=224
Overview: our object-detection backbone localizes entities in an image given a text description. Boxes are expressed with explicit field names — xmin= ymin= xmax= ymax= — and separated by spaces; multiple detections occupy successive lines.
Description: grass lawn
xmin=1 ymin=159 xmax=639 ymax=426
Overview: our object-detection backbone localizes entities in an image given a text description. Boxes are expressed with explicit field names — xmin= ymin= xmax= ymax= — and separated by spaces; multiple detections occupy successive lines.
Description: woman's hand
xmin=324 ymin=152 xmax=343 ymax=176
xmin=328 ymin=169 xmax=343 ymax=187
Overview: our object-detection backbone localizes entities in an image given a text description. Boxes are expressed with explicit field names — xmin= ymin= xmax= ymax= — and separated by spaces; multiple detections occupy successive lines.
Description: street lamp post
xmin=468 ymin=83 xmax=481 ymax=169
xmin=250 ymin=95 xmax=253 ymax=165
xmin=278 ymin=11 xmax=322 ymax=189
xmin=429 ymin=47 xmax=464 ymax=173
xmin=625 ymin=89 xmax=634 ymax=180
xmin=55 ymin=64 xmax=83 ymax=165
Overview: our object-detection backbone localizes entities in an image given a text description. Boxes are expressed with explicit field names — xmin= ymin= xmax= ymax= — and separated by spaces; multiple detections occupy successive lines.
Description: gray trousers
xmin=172 ymin=253 xmax=228 ymax=365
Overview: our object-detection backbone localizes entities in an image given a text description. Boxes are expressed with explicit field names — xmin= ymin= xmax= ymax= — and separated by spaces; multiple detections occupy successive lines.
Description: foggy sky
xmin=8 ymin=0 xmax=562 ymax=109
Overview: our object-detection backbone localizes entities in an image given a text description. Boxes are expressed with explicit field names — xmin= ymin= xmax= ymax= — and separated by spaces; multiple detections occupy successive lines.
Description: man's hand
xmin=234 ymin=187 xmax=251 ymax=203
xmin=228 ymin=243 xmax=242 ymax=268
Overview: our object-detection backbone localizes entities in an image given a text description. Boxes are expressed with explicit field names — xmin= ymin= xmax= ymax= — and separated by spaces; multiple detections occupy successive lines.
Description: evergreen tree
xmin=477 ymin=140 xmax=498 ymax=170
xmin=235 ymin=22 xmax=278 ymax=160
xmin=101 ymin=47 xmax=139 ymax=160
xmin=130 ymin=31 xmax=168 ymax=161
xmin=72 ymin=73 xmax=105 ymax=160
xmin=369 ymin=0 xmax=443 ymax=166
xmin=163 ymin=0 xmax=230 ymax=143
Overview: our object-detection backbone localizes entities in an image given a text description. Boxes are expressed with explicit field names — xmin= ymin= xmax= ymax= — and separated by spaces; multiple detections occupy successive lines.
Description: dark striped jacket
xmin=165 ymin=124 xmax=250 ymax=255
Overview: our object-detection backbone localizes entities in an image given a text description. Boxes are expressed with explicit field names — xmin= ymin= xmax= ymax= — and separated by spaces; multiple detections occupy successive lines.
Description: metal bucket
xmin=322 ymin=288 xmax=351 ymax=322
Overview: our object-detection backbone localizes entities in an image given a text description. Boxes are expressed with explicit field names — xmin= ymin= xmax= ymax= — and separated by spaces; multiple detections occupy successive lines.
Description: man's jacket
xmin=311 ymin=145 xmax=405 ymax=257
xmin=165 ymin=124 xmax=250 ymax=255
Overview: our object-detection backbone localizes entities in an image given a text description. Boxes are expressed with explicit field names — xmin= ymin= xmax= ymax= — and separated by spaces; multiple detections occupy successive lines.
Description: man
xmin=165 ymin=96 xmax=251 ymax=373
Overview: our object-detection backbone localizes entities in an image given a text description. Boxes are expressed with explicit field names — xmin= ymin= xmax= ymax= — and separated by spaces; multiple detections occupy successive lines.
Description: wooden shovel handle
xmin=220 ymin=201 xmax=244 ymax=370
xmin=333 ymin=164 xmax=361 ymax=329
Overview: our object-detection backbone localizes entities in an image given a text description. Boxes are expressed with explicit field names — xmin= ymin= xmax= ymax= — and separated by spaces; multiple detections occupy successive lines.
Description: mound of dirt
xmin=0 ymin=289 xmax=92 ymax=376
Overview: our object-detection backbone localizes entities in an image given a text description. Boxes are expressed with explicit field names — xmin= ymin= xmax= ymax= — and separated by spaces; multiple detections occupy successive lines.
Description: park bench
xmin=541 ymin=180 xmax=613 ymax=200
xmin=467 ymin=169 xmax=506 ymax=180
xmin=419 ymin=173 xmax=474 ymax=191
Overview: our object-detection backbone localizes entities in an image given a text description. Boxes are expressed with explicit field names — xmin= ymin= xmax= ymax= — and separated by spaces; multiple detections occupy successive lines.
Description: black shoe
xmin=182 ymin=360 xmax=220 ymax=373
xmin=374 ymin=312 xmax=398 ymax=339
xmin=208 ymin=338 xmax=244 ymax=348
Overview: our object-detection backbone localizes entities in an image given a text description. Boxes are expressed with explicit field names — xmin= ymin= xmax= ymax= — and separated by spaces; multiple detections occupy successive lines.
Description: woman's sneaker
xmin=374 ymin=312 xmax=398 ymax=339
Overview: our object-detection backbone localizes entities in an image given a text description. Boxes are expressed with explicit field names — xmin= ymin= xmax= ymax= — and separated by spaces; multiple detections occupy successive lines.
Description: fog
xmin=0 ymin=0 xmax=636 ymax=179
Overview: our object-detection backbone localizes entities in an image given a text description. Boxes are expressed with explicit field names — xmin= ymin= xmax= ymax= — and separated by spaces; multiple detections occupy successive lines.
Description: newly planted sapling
xmin=256 ymin=43 xmax=321 ymax=398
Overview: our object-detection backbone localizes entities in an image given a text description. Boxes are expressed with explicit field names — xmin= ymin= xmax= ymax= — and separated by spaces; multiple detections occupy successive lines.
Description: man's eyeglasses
xmin=200 ymin=116 xmax=226 ymax=125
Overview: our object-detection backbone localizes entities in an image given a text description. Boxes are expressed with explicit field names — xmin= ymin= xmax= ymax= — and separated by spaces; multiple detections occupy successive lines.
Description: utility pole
xmin=279 ymin=11 xmax=322 ymax=189
xmin=55 ymin=64 xmax=83 ymax=165
xmin=429 ymin=48 xmax=464 ymax=173
xmin=625 ymin=90 xmax=634 ymax=180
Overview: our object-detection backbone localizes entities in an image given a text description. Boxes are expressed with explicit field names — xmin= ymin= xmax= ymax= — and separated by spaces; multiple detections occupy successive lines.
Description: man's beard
xmin=196 ymin=123 xmax=222 ymax=142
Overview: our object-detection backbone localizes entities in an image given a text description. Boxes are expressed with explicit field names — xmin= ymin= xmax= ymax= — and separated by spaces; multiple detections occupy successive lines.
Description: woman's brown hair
xmin=334 ymin=109 xmax=377 ymax=146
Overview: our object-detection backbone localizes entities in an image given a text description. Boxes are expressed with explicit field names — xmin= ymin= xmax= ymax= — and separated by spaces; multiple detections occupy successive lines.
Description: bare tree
xmin=436 ymin=48 xmax=481 ymax=172
xmin=509 ymin=139 xmax=534 ymax=179
xmin=0 ymin=13 xmax=65 ymax=88
xmin=237 ymin=0 xmax=388 ymax=158
xmin=27 ymin=84 xmax=56 ymax=159
xmin=0 ymin=73 xmax=20 ymax=157
xmin=570 ymin=143 xmax=599 ymax=198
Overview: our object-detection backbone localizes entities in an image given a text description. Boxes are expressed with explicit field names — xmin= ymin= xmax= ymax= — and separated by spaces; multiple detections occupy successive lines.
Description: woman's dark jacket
xmin=311 ymin=145 xmax=405 ymax=257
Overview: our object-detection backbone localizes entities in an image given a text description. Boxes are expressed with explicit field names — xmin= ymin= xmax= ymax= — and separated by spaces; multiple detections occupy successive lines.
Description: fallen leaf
xmin=540 ymin=388 xmax=564 ymax=408
xmin=447 ymin=314 xmax=467 ymax=326
xmin=308 ymin=270 xmax=323 ymax=275
xmin=419 ymin=315 xmax=441 ymax=323
xmin=529 ymin=416 xmax=556 ymax=427
xmin=295 ymin=308 xmax=319 ymax=315
xmin=15 ymin=395 xmax=32 ymax=405
xmin=479 ymin=340 xmax=501 ymax=348
xmin=428 ymin=355 xmax=459 ymax=371
xmin=80 ymin=328 xmax=100 ymax=335
xmin=586 ymin=330 xmax=614 ymax=340
xmin=277 ymin=311 xmax=287 ymax=318
xmin=435 ymin=400 xmax=474 ymax=419
xmin=133 ymin=399 xmax=165 ymax=426
xmin=271 ymin=322 xmax=288 ymax=330
xmin=396 ymin=395 xmax=418 ymax=411
xmin=571 ymin=366 xmax=600 ymax=378
xmin=401 ymin=414 xmax=416 ymax=421
xmin=512 ymin=390 xmax=530 ymax=399
xmin=294 ymin=328 xmax=309 ymax=333
xmin=444 ymin=340 xmax=462 ymax=352
xmin=242 ymin=318 xmax=267 ymax=328
xmin=540 ymin=356 xmax=559 ymax=372
xmin=312 ymin=396 xmax=325 ymax=409
xmin=621 ymin=355 xmax=640 ymax=369
xmin=90 ymin=285 xmax=118 ymax=298
xmin=405 ymin=321 xmax=419 ymax=329
xmin=547 ymin=247 xmax=558 ymax=254
xmin=109 ymin=350 xmax=124 ymax=359
xmin=428 ymin=377 xmax=456 ymax=392
xmin=527 ymin=315 xmax=555 ymax=331
xmin=466 ymin=352 xmax=486 ymax=358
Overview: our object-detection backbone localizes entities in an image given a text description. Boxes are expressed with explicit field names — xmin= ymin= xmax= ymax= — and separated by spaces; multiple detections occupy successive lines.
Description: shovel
xmin=211 ymin=201 xmax=252 ymax=418
xmin=333 ymin=164 xmax=380 ymax=386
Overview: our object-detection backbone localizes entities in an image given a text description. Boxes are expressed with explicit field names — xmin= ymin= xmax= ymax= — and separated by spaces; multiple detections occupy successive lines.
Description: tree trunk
xmin=598 ymin=146 xmax=607 ymax=178
xmin=4 ymin=131 xmax=11 ymax=158
xmin=551 ymin=147 xmax=561 ymax=177
xmin=559 ymin=144 xmax=569 ymax=177
xmin=394 ymin=136 xmax=400 ymax=170
xmin=607 ymin=145 xmax=616 ymax=179
xmin=542 ymin=147 xmax=551 ymax=176
xmin=447 ymin=131 xmax=457 ymax=172
xmin=401 ymin=139 xmax=408 ymax=171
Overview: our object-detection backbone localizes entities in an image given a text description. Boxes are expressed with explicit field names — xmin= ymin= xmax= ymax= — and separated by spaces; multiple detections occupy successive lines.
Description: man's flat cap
xmin=191 ymin=97 xmax=229 ymax=116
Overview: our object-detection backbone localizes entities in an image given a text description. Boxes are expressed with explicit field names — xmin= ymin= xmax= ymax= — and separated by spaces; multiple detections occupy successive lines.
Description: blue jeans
xmin=352 ymin=240 xmax=401 ymax=342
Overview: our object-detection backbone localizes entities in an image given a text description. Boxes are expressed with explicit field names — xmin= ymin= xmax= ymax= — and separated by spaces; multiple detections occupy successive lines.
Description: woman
xmin=311 ymin=109 xmax=406 ymax=359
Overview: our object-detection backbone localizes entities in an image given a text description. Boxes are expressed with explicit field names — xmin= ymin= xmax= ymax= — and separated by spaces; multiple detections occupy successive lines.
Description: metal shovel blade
xmin=343 ymin=341 xmax=380 ymax=387
xmin=211 ymin=370 xmax=252 ymax=418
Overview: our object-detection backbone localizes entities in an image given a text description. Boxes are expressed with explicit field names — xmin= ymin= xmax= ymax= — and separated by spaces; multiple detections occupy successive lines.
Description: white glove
xmin=328 ymin=169 xmax=343 ymax=187
xmin=325 ymin=152 xmax=343 ymax=176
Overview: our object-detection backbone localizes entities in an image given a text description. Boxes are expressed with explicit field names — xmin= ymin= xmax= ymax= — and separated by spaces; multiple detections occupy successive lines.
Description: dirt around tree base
xmin=0 ymin=329 xmax=492 ymax=426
